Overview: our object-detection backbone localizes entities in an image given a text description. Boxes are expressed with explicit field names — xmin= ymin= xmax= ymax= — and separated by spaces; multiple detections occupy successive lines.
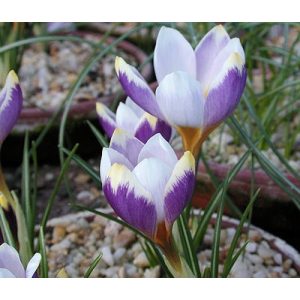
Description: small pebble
xmin=144 ymin=266 xmax=161 ymax=278
xmin=113 ymin=248 xmax=126 ymax=262
xmin=133 ymin=252 xmax=149 ymax=268
xmin=101 ymin=246 xmax=114 ymax=267
xmin=246 ymin=242 xmax=257 ymax=253
xmin=274 ymin=253 xmax=283 ymax=265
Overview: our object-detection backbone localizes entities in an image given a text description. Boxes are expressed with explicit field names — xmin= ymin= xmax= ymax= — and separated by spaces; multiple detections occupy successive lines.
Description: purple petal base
xmin=135 ymin=119 xmax=172 ymax=143
xmin=164 ymin=170 xmax=195 ymax=225
xmin=204 ymin=66 xmax=247 ymax=128
xmin=103 ymin=179 xmax=157 ymax=237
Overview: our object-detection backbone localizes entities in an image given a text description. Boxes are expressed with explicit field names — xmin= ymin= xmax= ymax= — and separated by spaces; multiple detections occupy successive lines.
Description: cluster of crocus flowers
xmin=100 ymin=130 xmax=195 ymax=270
xmin=115 ymin=25 xmax=247 ymax=156
xmin=0 ymin=243 xmax=41 ymax=278
xmin=96 ymin=96 xmax=172 ymax=143
xmin=0 ymin=70 xmax=23 ymax=210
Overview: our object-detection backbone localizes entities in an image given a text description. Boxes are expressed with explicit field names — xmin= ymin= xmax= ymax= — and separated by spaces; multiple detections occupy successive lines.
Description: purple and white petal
xmin=116 ymin=102 xmax=140 ymax=133
xmin=134 ymin=113 xmax=172 ymax=143
xmin=100 ymin=147 xmax=134 ymax=184
xmin=110 ymin=128 xmax=144 ymax=166
xmin=156 ymin=71 xmax=205 ymax=128
xmin=125 ymin=97 xmax=145 ymax=118
xmin=96 ymin=102 xmax=117 ymax=138
xmin=138 ymin=134 xmax=177 ymax=168
xmin=164 ymin=151 xmax=195 ymax=225
xmin=154 ymin=26 xmax=196 ymax=82
xmin=203 ymin=53 xmax=247 ymax=128
xmin=103 ymin=164 xmax=157 ymax=237
xmin=202 ymin=38 xmax=245 ymax=92
xmin=25 ymin=253 xmax=41 ymax=278
xmin=115 ymin=57 xmax=163 ymax=119
xmin=0 ymin=71 xmax=23 ymax=143
xmin=133 ymin=158 xmax=173 ymax=222
xmin=195 ymin=25 xmax=230 ymax=86
xmin=0 ymin=243 xmax=25 ymax=278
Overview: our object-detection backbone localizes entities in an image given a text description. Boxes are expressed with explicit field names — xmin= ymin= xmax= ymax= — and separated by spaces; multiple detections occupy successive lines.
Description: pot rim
xmin=18 ymin=30 xmax=153 ymax=123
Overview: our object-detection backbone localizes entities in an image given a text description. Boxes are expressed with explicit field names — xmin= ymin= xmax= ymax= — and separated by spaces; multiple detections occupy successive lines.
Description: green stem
xmin=160 ymin=236 xmax=183 ymax=277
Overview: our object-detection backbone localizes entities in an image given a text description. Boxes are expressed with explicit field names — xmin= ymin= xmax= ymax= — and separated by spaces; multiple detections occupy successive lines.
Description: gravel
xmin=45 ymin=211 xmax=300 ymax=278
xmin=18 ymin=34 xmax=137 ymax=111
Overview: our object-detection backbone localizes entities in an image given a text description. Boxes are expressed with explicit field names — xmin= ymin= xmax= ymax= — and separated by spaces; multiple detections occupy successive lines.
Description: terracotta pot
xmin=45 ymin=210 xmax=300 ymax=277
xmin=2 ymin=31 xmax=153 ymax=166
xmin=17 ymin=31 xmax=153 ymax=129
xmin=191 ymin=161 xmax=300 ymax=251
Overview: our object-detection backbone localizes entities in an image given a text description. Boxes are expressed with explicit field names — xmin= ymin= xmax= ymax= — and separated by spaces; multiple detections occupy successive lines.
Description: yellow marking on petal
xmin=164 ymin=151 xmax=195 ymax=196
xmin=96 ymin=102 xmax=107 ymax=115
xmin=107 ymin=162 xmax=153 ymax=203
xmin=144 ymin=113 xmax=157 ymax=130
xmin=0 ymin=192 xmax=9 ymax=210
xmin=108 ymin=163 xmax=128 ymax=191
xmin=205 ymin=52 xmax=244 ymax=97
xmin=115 ymin=56 xmax=122 ymax=75
xmin=7 ymin=70 xmax=19 ymax=85
xmin=228 ymin=52 xmax=244 ymax=72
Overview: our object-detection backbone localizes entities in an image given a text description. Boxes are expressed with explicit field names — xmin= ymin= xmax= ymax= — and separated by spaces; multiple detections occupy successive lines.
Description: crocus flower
xmin=96 ymin=97 xmax=172 ymax=143
xmin=0 ymin=71 xmax=23 ymax=210
xmin=115 ymin=25 xmax=246 ymax=156
xmin=0 ymin=70 xmax=23 ymax=145
xmin=100 ymin=129 xmax=195 ymax=251
xmin=0 ymin=243 xmax=41 ymax=278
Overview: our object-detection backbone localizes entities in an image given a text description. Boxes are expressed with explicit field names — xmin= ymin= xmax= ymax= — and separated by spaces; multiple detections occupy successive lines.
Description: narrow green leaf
xmin=222 ymin=189 xmax=260 ymax=277
xmin=21 ymin=132 xmax=32 ymax=243
xmin=10 ymin=191 xmax=32 ymax=265
xmin=193 ymin=148 xmax=252 ymax=249
xmin=222 ymin=241 xmax=249 ymax=278
xmin=210 ymin=178 xmax=227 ymax=278
xmin=84 ymin=253 xmax=102 ymax=278
xmin=61 ymin=147 xmax=101 ymax=184
xmin=86 ymin=120 xmax=108 ymax=147
xmin=38 ymin=226 xmax=48 ymax=278
xmin=177 ymin=215 xmax=201 ymax=277
xmin=0 ymin=205 xmax=16 ymax=247
xmin=40 ymin=144 xmax=79 ymax=229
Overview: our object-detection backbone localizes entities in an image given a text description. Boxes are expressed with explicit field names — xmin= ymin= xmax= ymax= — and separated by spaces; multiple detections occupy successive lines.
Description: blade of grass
xmin=61 ymin=147 xmax=100 ymax=184
xmin=86 ymin=120 xmax=109 ymax=147
xmin=223 ymin=242 xmax=249 ymax=278
xmin=210 ymin=176 xmax=227 ymax=278
xmin=0 ymin=205 xmax=16 ymax=247
xmin=38 ymin=226 xmax=48 ymax=278
xmin=228 ymin=116 xmax=300 ymax=208
xmin=21 ymin=132 xmax=32 ymax=244
xmin=222 ymin=189 xmax=260 ymax=277
xmin=40 ymin=144 xmax=79 ymax=229
xmin=84 ymin=253 xmax=103 ymax=278
xmin=193 ymin=148 xmax=252 ymax=249
xmin=177 ymin=214 xmax=201 ymax=277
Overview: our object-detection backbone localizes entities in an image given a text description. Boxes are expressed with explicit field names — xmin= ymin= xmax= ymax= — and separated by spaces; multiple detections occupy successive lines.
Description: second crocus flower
xmin=115 ymin=25 xmax=247 ymax=156
xmin=100 ymin=129 xmax=195 ymax=270
xmin=96 ymin=97 xmax=172 ymax=143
